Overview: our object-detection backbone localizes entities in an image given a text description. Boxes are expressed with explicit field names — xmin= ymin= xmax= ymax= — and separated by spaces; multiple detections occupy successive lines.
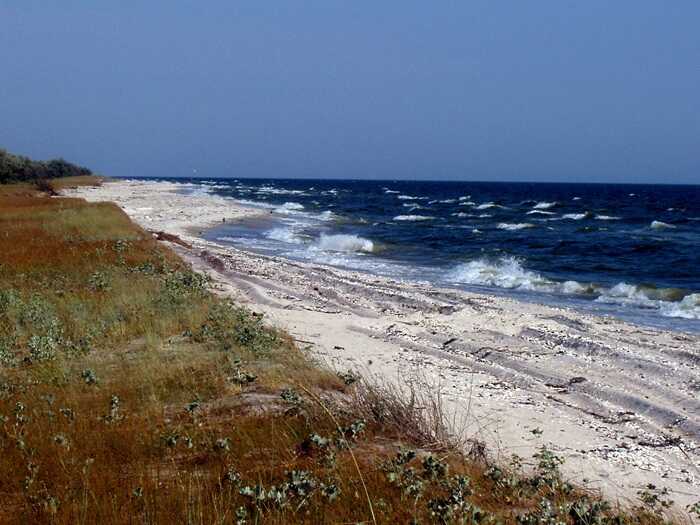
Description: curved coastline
xmin=65 ymin=178 xmax=700 ymax=510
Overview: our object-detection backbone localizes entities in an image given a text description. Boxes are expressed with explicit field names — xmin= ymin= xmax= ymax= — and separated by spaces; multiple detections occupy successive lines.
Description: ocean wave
xmin=393 ymin=215 xmax=434 ymax=221
xmin=384 ymin=189 xmax=399 ymax=194
xmin=562 ymin=212 xmax=592 ymax=220
xmin=318 ymin=210 xmax=336 ymax=221
xmin=497 ymin=223 xmax=536 ymax=231
xmin=235 ymin=199 xmax=276 ymax=209
xmin=257 ymin=186 xmax=306 ymax=195
xmin=397 ymin=195 xmax=420 ymax=200
xmin=447 ymin=256 xmax=587 ymax=294
xmin=477 ymin=213 xmax=493 ymax=218
xmin=447 ymin=257 xmax=699 ymax=320
xmin=451 ymin=212 xmax=475 ymax=218
xmin=660 ymin=293 xmax=700 ymax=319
xmin=459 ymin=200 xmax=476 ymax=206
xmin=533 ymin=201 xmax=558 ymax=210
xmin=265 ymin=227 xmax=303 ymax=244
xmin=526 ymin=210 xmax=556 ymax=216
xmin=314 ymin=234 xmax=375 ymax=253
xmin=650 ymin=220 xmax=675 ymax=230
xmin=274 ymin=202 xmax=305 ymax=214
xmin=475 ymin=202 xmax=507 ymax=210
xmin=595 ymin=215 xmax=620 ymax=220
xmin=596 ymin=284 xmax=700 ymax=319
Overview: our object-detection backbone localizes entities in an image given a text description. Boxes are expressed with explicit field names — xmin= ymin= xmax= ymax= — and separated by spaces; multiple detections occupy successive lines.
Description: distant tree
xmin=0 ymin=148 xmax=94 ymax=183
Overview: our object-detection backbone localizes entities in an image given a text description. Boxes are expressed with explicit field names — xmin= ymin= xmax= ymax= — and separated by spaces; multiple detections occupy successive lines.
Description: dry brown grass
xmin=0 ymin=184 xmax=691 ymax=524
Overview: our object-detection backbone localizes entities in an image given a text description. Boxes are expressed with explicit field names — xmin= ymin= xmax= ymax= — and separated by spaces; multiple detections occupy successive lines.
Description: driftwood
xmin=150 ymin=230 xmax=192 ymax=249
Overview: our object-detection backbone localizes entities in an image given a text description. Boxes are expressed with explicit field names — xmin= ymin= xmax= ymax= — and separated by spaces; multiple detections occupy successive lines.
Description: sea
xmin=153 ymin=177 xmax=700 ymax=332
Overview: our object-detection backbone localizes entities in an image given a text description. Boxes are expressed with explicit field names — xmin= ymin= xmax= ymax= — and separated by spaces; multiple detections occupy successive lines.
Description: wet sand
xmin=66 ymin=179 xmax=700 ymax=510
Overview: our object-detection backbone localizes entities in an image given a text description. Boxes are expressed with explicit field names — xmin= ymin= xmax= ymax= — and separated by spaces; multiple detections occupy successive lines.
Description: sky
xmin=1 ymin=2 xmax=699 ymax=184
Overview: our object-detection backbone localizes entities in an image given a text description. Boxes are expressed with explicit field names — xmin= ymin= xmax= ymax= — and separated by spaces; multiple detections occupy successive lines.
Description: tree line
xmin=0 ymin=148 xmax=94 ymax=184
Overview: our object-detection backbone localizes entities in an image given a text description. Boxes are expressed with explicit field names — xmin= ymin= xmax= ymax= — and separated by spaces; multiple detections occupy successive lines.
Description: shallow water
xmin=153 ymin=177 xmax=700 ymax=332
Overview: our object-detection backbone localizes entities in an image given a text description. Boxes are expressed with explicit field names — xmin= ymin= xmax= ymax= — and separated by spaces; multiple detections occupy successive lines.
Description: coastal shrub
xmin=0 ymin=148 xmax=93 ymax=184
xmin=195 ymin=300 xmax=279 ymax=354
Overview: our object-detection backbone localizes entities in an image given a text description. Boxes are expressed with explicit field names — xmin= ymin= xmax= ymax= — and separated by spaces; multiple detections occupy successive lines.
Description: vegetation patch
xmin=0 ymin=182 xmax=694 ymax=524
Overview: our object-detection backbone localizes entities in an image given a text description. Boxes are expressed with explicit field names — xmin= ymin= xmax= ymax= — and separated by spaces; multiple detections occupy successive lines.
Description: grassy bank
xmin=0 ymin=182 xmax=691 ymax=524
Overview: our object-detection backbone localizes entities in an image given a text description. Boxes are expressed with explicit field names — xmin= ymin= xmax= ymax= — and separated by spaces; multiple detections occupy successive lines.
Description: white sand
xmin=66 ymin=179 xmax=700 ymax=512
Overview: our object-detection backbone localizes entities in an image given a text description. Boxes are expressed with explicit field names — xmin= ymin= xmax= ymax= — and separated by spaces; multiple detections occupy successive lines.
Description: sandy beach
xmin=65 ymin=179 xmax=700 ymax=509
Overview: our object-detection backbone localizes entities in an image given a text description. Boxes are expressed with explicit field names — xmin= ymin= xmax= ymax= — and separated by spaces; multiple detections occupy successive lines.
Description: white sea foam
xmin=257 ymin=186 xmax=306 ymax=196
xmin=650 ymin=220 xmax=675 ymax=230
xmin=562 ymin=212 xmax=592 ymax=220
xmin=477 ymin=213 xmax=493 ymax=218
xmin=384 ymin=189 xmax=399 ymax=194
xmin=271 ymin=202 xmax=306 ymax=215
xmin=459 ymin=201 xmax=476 ymax=206
xmin=595 ymin=215 xmax=620 ymax=220
xmin=265 ymin=227 xmax=303 ymax=244
xmin=397 ymin=195 xmax=418 ymax=200
xmin=451 ymin=212 xmax=474 ymax=218
xmin=475 ymin=202 xmax=506 ymax=210
xmin=660 ymin=294 xmax=700 ymax=319
xmin=572 ymin=197 xmax=581 ymax=201
xmin=447 ymin=256 xmax=586 ymax=294
xmin=497 ymin=223 xmax=536 ymax=231
xmin=316 ymin=210 xmax=336 ymax=221
xmin=533 ymin=201 xmax=558 ymax=210
xmin=596 ymin=284 xmax=700 ymax=319
xmin=314 ymin=234 xmax=375 ymax=253
xmin=446 ymin=256 xmax=697 ymax=319
xmin=393 ymin=215 xmax=434 ymax=221
xmin=526 ymin=210 xmax=556 ymax=216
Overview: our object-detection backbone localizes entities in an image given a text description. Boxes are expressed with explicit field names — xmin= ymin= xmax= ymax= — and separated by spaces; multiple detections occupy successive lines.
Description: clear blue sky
xmin=1 ymin=1 xmax=698 ymax=184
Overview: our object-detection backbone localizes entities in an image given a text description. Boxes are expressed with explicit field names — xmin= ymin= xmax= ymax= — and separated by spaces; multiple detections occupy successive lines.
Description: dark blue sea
xmin=157 ymin=178 xmax=700 ymax=332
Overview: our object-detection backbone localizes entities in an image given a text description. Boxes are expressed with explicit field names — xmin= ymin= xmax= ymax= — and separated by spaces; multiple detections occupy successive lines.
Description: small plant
xmin=101 ymin=395 xmax=123 ymax=423
xmin=337 ymin=370 xmax=358 ymax=385
xmin=81 ymin=369 xmax=98 ymax=385
xmin=228 ymin=358 xmax=257 ymax=385
xmin=214 ymin=437 xmax=232 ymax=452
xmin=637 ymin=484 xmax=674 ymax=515
xmin=422 ymin=455 xmax=449 ymax=481
xmin=88 ymin=270 xmax=110 ymax=291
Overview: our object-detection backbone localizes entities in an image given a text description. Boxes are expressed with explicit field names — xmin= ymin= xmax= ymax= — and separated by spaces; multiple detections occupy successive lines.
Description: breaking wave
xmin=596 ymin=284 xmax=700 ymax=319
xmin=475 ymin=202 xmax=507 ymax=210
xmin=650 ymin=220 xmax=675 ymax=230
xmin=393 ymin=215 xmax=434 ymax=221
xmin=526 ymin=210 xmax=556 ymax=216
xmin=562 ymin=212 xmax=592 ymax=220
xmin=447 ymin=257 xmax=700 ymax=320
xmin=314 ymin=234 xmax=375 ymax=253
xmin=274 ymin=202 xmax=305 ymax=214
xmin=265 ymin=227 xmax=302 ymax=244
xmin=533 ymin=201 xmax=558 ymax=210
xmin=447 ymin=256 xmax=587 ymax=294
xmin=497 ymin=223 xmax=536 ymax=231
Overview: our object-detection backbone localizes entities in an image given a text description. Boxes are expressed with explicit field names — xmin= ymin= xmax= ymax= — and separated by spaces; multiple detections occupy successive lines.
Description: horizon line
xmin=119 ymin=175 xmax=700 ymax=187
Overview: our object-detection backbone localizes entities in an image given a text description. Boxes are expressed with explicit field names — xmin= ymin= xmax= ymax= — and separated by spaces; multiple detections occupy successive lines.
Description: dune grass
xmin=0 ymin=183 xmax=692 ymax=524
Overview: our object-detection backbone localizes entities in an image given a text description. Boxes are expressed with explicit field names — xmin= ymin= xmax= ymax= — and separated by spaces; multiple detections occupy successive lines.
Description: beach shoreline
xmin=65 ymin=179 xmax=700 ymax=509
